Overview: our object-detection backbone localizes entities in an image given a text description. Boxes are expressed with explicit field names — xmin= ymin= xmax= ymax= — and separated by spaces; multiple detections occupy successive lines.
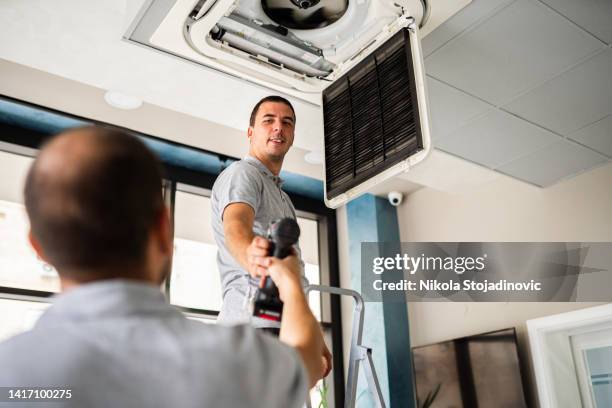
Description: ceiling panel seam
xmin=567 ymin=114 xmax=612 ymax=139
xmin=426 ymin=73 xmax=612 ymax=159
xmin=569 ymin=138 xmax=612 ymax=160
xmin=491 ymin=168 xmax=549 ymax=188
xmin=493 ymin=161 xmax=612 ymax=188
xmin=429 ymin=99 xmax=611 ymax=170
xmin=424 ymin=0 xmax=518 ymax=60
xmin=425 ymin=0 xmax=608 ymax=110
xmin=437 ymin=144 xmax=610 ymax=189
xmin=490 ymin=129 xmax=610 ymax=170
xmin=496 ymin=46 xmax=608 ymax=108
xmin=431 ymin=108 xmax=491 ymax=140
xmin=433 ymin=146 xmax=502 ymax=172
xmin=535 ymin=0 xmax=610 ymax=45
xmin=431 ymin=147 xmax=549 ymax=189
xmin=427 ymin=75 xmax=565 ymax=143
xmin=426 ymin=74 xmax=496 ymax=108
xmin=565 ymin=144 xmax=612 ymax=161
xmin=428 ymin=44 xmax=607 ymax=122
xmin=552 ymin=161 xmax=612 ymax=185
xmin=547 ymin=160 xmax=610 ymax=187
xmin=425 ymin=74 xmax=497 ymax=140
xmin=438 ymin=110 xmax=562 ymax=168
xmin=497 ymin=108 xmax=612 ymax=158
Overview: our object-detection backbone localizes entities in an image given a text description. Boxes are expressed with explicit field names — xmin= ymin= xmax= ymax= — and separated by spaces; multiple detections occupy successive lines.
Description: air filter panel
xmin=322 ymin=24 xmax=431 ymax=208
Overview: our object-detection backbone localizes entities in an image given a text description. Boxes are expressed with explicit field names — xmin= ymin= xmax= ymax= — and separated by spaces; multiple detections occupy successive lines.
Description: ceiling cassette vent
xmin=127 ymin=0 xmax=432 ymax=207
xmin=180 ymin=0 xmax=427 ymax=92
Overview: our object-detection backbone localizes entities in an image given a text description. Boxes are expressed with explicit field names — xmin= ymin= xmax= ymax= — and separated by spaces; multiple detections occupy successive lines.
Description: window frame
xmin=165 ymin=182 xmax=220 ymax=318
xmin=166 ymin=182 xmax=331 ymax=325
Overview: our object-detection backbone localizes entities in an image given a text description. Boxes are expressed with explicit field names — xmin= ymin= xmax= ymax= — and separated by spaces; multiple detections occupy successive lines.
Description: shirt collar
xmin=35 ymin=279 xmax=178 ymax=325
xmin=243 ymin=155 xmax=284 ymax=187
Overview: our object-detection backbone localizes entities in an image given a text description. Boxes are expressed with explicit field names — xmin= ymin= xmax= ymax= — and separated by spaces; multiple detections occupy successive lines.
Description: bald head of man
xmin=24 ymin=126 xmax=172 ymax=288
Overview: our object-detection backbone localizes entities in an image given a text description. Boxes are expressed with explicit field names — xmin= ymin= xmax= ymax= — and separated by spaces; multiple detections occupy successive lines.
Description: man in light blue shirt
xmin=0 ymin=126 xmax=325 ymax=407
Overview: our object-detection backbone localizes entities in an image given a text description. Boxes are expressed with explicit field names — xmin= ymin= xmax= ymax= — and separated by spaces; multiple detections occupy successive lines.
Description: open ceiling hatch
xmin=128 ymin=0 xmax=428 ymax=94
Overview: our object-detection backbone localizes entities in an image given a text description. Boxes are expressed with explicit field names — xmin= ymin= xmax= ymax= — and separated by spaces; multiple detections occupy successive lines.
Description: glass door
xmin=572 ymin=328 xmax=612 ymax=408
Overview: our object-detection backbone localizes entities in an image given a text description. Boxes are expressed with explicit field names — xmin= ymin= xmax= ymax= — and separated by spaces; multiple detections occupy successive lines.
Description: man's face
xmin=248 ymin=101 xmax=295 ymax=161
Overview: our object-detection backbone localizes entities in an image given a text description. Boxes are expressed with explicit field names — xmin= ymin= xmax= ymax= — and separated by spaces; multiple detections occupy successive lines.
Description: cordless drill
xmin=252 ymin=218 xmax=300 ymax=322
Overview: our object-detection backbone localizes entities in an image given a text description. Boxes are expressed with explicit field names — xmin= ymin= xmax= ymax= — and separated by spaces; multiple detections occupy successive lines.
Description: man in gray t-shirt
xmin=211 ymin=155 xmax=303 ymax=326
xmin=211 ymin=96 xmax=331 ymax=374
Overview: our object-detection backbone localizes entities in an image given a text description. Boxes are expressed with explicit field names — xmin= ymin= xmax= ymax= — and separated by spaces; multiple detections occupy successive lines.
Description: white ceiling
xmin=424 ymin=0 xmax=612 ymax=187
xmin=0 ymin=0 xmax=322 ymax=151
xmin=0 ymin=0 xmax=609 ymax=197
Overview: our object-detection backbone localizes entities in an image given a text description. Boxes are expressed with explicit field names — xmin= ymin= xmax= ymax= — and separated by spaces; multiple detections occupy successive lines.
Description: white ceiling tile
xmin=426 ymin=76 xmax=492 ymax=140
xmin=435 ymin=110 xmax=561 ymax=168
xmin=504 ymin=49 xmax=612 ymax=135
xmin=425 ymin=0 xmax=604 ymax=105
xmin=400 ymin=148 xmax=502 ymax=193
xmin=496 ymin=140 xmax=608 ymax=186
xmin=540 ymin=0 xmax=612 ymax=44
xmin=422 ymin=0 xmax=515 ymax=57
xmin=569 ymin=115 xmax=612 ymax=158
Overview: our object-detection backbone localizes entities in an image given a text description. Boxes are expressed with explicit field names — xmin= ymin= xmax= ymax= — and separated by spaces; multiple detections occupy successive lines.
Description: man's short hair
xmin=249 ymin=95 xmax=296 ymax=127
xmin=24 ymin=126 xmax=164 ymax=272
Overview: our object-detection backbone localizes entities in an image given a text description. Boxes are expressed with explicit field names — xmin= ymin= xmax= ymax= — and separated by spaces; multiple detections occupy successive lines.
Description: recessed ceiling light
xmin=304 ymin=150 xmax=324 ymax=165
xmin=104 ymin=90 xmax=143 ymax=110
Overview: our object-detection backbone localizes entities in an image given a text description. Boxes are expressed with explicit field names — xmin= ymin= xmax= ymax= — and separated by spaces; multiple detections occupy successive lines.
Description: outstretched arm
xmin=267 ymin=256 xmax=325 ymax=388
xmin=223 ymin=203 xmax=270 ymax=279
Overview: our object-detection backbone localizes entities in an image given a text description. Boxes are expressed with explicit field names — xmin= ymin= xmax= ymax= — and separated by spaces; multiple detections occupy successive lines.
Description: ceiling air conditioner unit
xmin=322 ymin=26 xmax=429 ymax=208
xmin=129 ymin=0 xmax=432 ymax=208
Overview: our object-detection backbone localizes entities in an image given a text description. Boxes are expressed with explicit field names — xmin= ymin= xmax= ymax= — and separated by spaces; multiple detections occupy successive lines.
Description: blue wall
xmin=346 ymin=194 xmax=415 ymax=408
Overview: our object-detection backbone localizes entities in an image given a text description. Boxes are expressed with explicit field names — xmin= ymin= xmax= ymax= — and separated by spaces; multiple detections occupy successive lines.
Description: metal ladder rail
xmin=304 ymin=285 xmax=386 ymax=408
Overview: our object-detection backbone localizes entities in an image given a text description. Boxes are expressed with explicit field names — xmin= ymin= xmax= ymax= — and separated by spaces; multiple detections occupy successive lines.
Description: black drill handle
xmin=261 ymin=242 xmax=292 ymax=292
xmin=253 ymin=218 xmax=300 ymax=322
xmin=269 ymin=241 xmax=294 ymax=261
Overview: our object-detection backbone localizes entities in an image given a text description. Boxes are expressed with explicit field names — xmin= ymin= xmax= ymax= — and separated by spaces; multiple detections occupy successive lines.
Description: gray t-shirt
xmin=0 ymin=280 xmax=308 ymax=408
xmin=211 ymin=156 xmax=305 ymax=327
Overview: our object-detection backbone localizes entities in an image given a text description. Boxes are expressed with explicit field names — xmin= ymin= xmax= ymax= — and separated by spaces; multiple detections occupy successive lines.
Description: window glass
xmin=0 ymin=150 xmax=60 ymax=293
xmin=0 ymin=298 xmax=50 ymax=342
xmin=586 ymin=346 xmax=612 ymax=407
xmin=309 ymin=327 xmax=335 ymax=407
xmin=0 ymin=149 xmax=33 ymax=204
xmin=297 ymin=217 xmax=322 ymax=321
xmin=170 ymin=190 xmax=222 ymax=311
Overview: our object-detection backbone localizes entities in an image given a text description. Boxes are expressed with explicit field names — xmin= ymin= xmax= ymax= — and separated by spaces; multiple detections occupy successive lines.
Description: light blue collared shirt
xmin=0 ymin=280 xmax=307 ymax=408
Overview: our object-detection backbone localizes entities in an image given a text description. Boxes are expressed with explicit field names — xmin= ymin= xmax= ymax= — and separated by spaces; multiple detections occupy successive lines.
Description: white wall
xmin=396 ymin=162 xmax=612 ymax=407
xmin=398 ymin=162 xmax=612 ymax=244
